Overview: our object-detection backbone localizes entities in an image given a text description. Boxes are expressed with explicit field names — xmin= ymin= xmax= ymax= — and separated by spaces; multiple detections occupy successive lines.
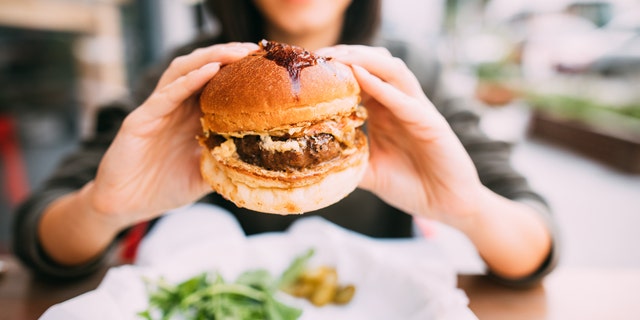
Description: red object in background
xmin=121 ymin=221 xmax=149 ymax=262
xmin=0 ymin=116 xmax=30 ymax=206
xmin=0 ymin=115 xmax=147 ymax=261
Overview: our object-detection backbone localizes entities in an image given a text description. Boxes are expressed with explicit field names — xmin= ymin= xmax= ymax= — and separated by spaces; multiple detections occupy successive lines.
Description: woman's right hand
xmin=40 ymin=42 xmax=259 ymax=265
xmin=88 ymin=42 xmax=258 ymax=230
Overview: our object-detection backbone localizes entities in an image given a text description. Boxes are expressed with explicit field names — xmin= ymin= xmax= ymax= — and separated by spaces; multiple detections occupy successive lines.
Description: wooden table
xmin=0 ymin=255 xmax=109 ymax=320
xmin=459 ymin=268 xmax=640 ymax=320
xmin=1 ymin=254 xmax=639 ymax=319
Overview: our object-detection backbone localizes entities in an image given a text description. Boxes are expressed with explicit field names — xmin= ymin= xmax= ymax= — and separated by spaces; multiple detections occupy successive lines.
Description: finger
xmin=157 ymin=42 xmax=258 ymax=89
xmin=141 ymin=62 xmax=221 ymax=118
xmin=323 ymin=46 xmax=423 ymax=97
xmin=352 ymin=65 xmax=442 ymax=125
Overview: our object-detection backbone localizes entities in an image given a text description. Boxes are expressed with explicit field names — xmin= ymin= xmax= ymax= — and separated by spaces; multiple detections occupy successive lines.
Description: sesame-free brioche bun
xmin=200 ymin=48 xmax=361 ymax=134
xmin=198 ymin=40 xmax=368 ymax=214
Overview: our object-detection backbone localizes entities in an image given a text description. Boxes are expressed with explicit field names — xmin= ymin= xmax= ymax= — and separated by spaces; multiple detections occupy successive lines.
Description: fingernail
xmin=316 ymin=47 xmax=347 ymax=58
xmin=201 ymin=62 xmax=220 ymax=71
xmin=228 ymin=46 xmax=250 ymax=53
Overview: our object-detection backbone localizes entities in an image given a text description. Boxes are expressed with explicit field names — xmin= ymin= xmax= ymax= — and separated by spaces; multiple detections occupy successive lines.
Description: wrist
xmin=79 ymin=181 xmax=131 ymax=235
xmin=453 ymin=186 xmax=537 ymax=248
xmin=38 ymin=182 xmax=125 ymax=266
xmin=440 ymin=185 xmax=495 ymax=234
xmin=453 ymin=187 xmax=553 ymax=279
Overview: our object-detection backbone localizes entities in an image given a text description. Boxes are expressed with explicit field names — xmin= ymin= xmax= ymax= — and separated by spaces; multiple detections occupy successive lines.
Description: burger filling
xmin=201 ymin=107 xmax=366 ymax=172
xmin=233 ymin=133 xmax=343 ymax=171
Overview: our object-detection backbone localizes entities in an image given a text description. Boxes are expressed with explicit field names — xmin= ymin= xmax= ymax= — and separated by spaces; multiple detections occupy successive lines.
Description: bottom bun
xmin=200 ymin=143 xmax=368 ymax=215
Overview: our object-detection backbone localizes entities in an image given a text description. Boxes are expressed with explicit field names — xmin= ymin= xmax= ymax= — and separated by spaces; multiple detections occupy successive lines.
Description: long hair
xmin=204 ymin=0 xmax=381 ymax=45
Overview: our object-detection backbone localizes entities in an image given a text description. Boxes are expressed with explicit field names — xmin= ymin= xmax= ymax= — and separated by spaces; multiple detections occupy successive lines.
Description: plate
xmin=40 ymin=204 xmax=477 ymax=320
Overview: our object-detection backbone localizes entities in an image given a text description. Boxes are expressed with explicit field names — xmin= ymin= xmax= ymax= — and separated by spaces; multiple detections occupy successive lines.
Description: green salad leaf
xmin=139 ymin=249 xmax=314 ymax=320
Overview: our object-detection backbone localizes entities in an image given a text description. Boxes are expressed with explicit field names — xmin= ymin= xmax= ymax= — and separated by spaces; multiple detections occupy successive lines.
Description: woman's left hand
xmin=316 ymin=45 xmax=486 ymax=228
xmin=320 ymin=46 xmax=554 ymax=280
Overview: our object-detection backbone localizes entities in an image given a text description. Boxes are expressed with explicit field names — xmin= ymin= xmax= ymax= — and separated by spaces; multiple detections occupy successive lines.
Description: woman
xmin=13 ymin=0 xmax=557 ymax=285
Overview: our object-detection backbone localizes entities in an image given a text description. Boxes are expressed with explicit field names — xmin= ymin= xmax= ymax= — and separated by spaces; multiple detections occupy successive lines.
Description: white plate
xmin=41 ymin=203 xmax=477 ymax=320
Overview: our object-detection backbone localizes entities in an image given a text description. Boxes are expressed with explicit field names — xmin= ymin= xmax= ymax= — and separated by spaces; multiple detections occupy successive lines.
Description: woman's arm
xmin=37 ymin=181 xmax=123 ymax=266
xmin=455 ymin=187 xmax=552 ymax=279
xmin=15 ymin=42 xmax=259 ymax=271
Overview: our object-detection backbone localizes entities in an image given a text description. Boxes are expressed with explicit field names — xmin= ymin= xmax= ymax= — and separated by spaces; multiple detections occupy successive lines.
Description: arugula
xmin=139 ymin=249 xmax=314 ymax=320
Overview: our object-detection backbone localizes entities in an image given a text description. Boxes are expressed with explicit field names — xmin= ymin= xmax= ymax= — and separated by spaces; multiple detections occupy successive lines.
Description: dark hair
xmin=204 ymin=0 xmax=381 ymax=45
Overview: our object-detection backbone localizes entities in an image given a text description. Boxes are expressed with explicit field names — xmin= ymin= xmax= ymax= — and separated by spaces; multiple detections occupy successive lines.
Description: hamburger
xmin=198 ymin=40 xmax=368 ymax=214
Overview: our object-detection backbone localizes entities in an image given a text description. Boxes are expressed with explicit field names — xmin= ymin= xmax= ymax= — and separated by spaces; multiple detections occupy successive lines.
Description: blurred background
xmin=0 ymin=0 xmax=638 ymax=271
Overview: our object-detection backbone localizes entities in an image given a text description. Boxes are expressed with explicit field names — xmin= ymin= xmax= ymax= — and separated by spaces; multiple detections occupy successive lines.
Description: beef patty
xmin=234 ymin=133 xmax=342 ymax=172
xmin=203 ymin=130 xmax=363 ymax=172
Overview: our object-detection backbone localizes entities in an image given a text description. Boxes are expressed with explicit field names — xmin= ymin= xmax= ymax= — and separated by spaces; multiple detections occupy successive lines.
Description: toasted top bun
xmin=200 ymin=46 xmax=360 ymax=134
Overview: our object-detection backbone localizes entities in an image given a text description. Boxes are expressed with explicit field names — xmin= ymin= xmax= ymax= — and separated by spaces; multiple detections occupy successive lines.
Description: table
xmin=0 ymin=255 xmax=108 ymax=320
xmin=459 ymin=268 xmax=640 ymax=320
xmin=1 ymin=254 xmax=639 ymax=320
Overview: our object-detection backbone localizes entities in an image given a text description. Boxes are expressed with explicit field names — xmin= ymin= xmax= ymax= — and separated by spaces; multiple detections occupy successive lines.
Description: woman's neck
xmin=265 ymin=22 xmax=343 ymax=51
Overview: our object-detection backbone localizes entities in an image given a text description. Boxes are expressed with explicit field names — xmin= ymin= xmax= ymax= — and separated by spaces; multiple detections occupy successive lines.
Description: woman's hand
xmin=317 ymin=45 xmax=553 ymax=279
xmin=39 ymin=43 xmax=260 ymax=266
xmin=90 ymin=42 xmax=259 ymax=230
xmin=316 ymin=45 xmax=486 ymax=228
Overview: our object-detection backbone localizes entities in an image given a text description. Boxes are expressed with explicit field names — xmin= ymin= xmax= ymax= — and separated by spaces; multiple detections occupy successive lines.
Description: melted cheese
xmin=259 ymin=134 xmax=307 ymax=152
